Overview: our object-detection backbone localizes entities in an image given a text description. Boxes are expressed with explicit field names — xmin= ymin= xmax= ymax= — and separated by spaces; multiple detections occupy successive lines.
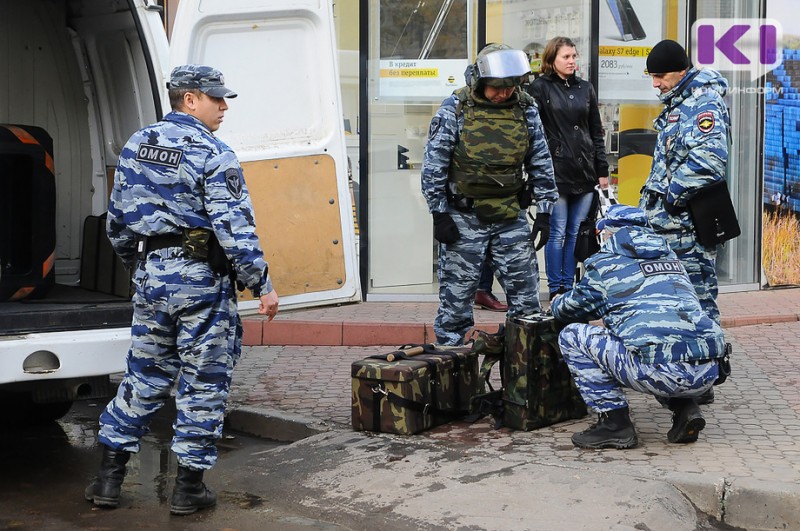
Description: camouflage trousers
xmin=98 ymin=249 xmax=241 ymax=470
xmin=434 ymin=209 xmax=541 ymax=345
xmin=662 ymin=229 xmax=720 ymax=324
xmin=558 ymin=323 xmax=719 ymax=412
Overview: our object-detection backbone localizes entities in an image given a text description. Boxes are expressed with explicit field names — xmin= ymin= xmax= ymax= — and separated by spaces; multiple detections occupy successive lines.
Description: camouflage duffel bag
xmin=351 ymin=344 xmax=479 ymax=435
xmin=502 ymin=314 xmax=588 ymax=430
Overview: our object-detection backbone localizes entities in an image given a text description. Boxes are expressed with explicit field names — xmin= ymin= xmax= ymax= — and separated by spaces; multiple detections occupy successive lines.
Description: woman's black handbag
xmin=687 ymin=179 xmax=741 ymax=247
xmin=574 ymin=211 xmax=600 ymax=262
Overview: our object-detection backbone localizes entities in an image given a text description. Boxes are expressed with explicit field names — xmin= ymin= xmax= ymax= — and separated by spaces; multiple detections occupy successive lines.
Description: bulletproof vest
xmin=449 ymin=86 xmax=530 ymax=199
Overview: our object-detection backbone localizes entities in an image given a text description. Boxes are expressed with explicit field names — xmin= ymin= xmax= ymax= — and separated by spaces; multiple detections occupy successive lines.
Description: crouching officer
xmin=551 ymin=205 xmax=727 ymax=449
xmin=421 ymin=43 xmax=558 ymax=345
xmin=85 ymin=65 xmax=279 ymax=515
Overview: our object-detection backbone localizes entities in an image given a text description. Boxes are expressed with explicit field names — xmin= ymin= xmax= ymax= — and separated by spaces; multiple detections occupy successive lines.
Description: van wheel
xmin=0 ymin=391 xmax=74 ymax=425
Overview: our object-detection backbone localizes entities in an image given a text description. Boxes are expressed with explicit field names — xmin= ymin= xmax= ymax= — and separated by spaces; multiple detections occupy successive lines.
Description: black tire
xmin=0 ymin=391 xmax=74 ymax=425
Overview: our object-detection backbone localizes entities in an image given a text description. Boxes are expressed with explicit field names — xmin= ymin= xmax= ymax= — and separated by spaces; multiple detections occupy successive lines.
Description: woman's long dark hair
xmin=540 ymin=36 xmax=577 ymax=75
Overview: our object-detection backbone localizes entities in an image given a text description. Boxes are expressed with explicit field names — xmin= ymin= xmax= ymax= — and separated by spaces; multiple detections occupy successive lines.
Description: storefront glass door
xmin=366 ymin=0 xmax=474 ymax=298
xmin=365 ymin=0 xmax=596 ymax=299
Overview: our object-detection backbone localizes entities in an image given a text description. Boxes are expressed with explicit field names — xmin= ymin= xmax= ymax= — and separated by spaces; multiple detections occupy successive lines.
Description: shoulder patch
xmin=639 ymin=259 xmax=684 ymax=277
xmin=696 ymin=111 xmax=715 ymax=134
xmin=428 ymin=117 xmax=441 ymax=139
xmin=225 ymin=167 xmax=243 ymax=199
xmin=136 ymin=144 xmax=182 ymax=168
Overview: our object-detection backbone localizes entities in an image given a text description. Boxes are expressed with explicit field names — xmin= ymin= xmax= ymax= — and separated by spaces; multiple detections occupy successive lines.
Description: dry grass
xmin=763 ymin=210 xmax=800 ymax=286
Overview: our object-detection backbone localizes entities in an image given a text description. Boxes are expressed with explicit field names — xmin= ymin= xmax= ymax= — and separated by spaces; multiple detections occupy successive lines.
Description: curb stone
xmin=724 ymin=476 xmax=800 ymax=530
xmin=666 ymin=472 xmax=727 ymax=521
xmin=225 ymin=405 xmax=330 ymax=443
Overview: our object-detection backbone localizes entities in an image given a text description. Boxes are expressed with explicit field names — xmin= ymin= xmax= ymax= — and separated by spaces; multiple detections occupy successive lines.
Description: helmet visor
xmin=476 ymin=49 xmax=531 ymax=79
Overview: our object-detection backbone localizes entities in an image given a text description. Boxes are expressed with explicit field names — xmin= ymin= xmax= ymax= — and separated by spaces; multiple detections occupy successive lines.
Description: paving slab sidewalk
xmin=228 ymin=287 xmax=800 ymax=529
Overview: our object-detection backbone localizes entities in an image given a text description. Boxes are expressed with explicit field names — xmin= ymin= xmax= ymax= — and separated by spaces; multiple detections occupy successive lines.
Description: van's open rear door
xmin=169 ymin=0 xmax=360 ymax=310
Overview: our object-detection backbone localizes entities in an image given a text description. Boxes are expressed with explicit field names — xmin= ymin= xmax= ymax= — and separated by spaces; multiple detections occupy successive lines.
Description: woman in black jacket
xmin=527 ymin=36 xmax=609 ymax=300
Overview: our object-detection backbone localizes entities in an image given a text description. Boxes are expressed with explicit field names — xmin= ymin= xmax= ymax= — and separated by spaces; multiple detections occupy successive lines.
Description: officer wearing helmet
xmin=421 ymin=43 xmax=558 ymax=345
xmin=551 ymin=204 xmax=727 ymax=449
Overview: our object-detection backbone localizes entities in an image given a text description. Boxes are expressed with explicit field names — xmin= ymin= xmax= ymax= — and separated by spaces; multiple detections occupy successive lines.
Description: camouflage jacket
xmin=551 ymin=225 xmax=725 ymax=364
xmin=107 ymin=111 xmax=272 ymax=297
xmin=639 ymin=68 xmax=730 ymax=235
xmin=421 ymin=86 xmax=557 ymax=214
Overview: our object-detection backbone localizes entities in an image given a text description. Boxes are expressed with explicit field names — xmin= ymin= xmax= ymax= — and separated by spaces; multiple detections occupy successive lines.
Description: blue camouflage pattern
xmin=101 ymin=111 xmax=271 ymax=469
xmin=558 ymin=324 xmax=718 ymax=412
xmin=596 ymin=204 xmax=649 ymax=231
xmin=639 ymin=67 xmax=730 ymax=323
xmin=434 ymin=210 xmax=541 ymax=345
xmin=167 ymin=65 xmax=237 ymax=98
xmin=98 ymin=254 xmax=240 ymax=468
xmin=106 ymin=111 xmax=271 ymax=296
xmin=551 ymin=216 xmax=726 ymax=364
xmin=551 ymin=213 xmax=724 ymax=411
xmin=421 ymin=87 xmax=557 ymax=345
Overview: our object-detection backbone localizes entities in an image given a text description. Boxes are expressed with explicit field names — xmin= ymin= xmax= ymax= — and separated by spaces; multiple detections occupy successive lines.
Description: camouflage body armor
xmin=449 ymin=86 xmax=531 ymax=222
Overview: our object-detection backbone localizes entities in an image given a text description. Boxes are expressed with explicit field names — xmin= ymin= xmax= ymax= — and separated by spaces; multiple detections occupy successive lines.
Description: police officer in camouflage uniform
xmin=84 ymin=65 xmax=279 ymax=515
xmin=421 ymin=44 xmax=557 ymax=346
xmin=640 ymin=40 xmax=730 ymax=405
xmin=640 ymin=40 xmax=729 ymax=324
xmin=551 ymin=205 xmax=726 ymax=449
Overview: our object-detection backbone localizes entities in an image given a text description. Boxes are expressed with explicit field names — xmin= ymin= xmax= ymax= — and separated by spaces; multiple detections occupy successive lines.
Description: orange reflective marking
xmin=5 ymin=125 xmax=55 ymax=174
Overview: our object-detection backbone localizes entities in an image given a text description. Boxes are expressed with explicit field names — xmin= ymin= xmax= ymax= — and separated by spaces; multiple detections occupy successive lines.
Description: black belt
xmin=143 ymin=234 xmax=183 ymax=252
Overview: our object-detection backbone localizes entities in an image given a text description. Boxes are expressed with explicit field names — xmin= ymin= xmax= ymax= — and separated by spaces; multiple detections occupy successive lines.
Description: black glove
xmin=664 ymin=197 xmax=684 ymax=216
xmin=531 ymin=213 xmax=551 ymax=251
xmin=432 ymin=212 xmax=460 ymax=244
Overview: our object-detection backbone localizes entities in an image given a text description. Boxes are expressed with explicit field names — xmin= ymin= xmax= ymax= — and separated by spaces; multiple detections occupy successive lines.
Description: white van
xmin=0 ymin=0 xmax=359 ymax=422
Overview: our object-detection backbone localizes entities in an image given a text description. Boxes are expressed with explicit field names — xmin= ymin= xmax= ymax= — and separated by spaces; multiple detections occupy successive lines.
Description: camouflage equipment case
xmin=502 ymin=314 xmax=588 ymax=430
xmin=351 ymin=345 xmax=479 ymax=435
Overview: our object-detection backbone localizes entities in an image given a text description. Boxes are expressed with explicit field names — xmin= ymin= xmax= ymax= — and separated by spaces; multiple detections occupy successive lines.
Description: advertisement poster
xmin=597 ymin=0 xmax=662 ymax=101
xmin=491 ymin=0 xmax=590 ymax=79
xmin=378 ymin=0 xmax=468 ymax=100
xmin=378 ymin=58 xmax=469 ymax=99
xmin=763 ymin=0 xmax=800 ymax=286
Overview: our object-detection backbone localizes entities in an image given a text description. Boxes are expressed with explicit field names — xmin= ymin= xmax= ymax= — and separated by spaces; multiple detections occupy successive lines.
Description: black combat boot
xmin=667 ymin=398 xmax=706 ymax=443
xmin=84 ymin=444 xmax=131 ymax=508
xmin=571 ymin=407 xmax=638 ymax=449
xmin=170 ymin=465 xmax=217 ymax=515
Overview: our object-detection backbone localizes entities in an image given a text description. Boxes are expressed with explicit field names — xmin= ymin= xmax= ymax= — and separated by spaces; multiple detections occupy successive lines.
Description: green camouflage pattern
xmin=450 ymin=86 xmax=528 ymax=201
xmin=182 ymin=227 xmax=212 ymax=260
xmin=351 ymin=346 xmax=478 ymax=435
xmin=502 ymin=314 xmax=588 ymax=430
xmin=470 ymin=325 xmax=506 ymax=394
xmin=472 ymin=195 xmax=521 ymax=223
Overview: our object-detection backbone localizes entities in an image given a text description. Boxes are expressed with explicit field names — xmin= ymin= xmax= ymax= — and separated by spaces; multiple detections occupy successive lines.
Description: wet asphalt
xmin=0 ymin=399 xmax=345 ymax=531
